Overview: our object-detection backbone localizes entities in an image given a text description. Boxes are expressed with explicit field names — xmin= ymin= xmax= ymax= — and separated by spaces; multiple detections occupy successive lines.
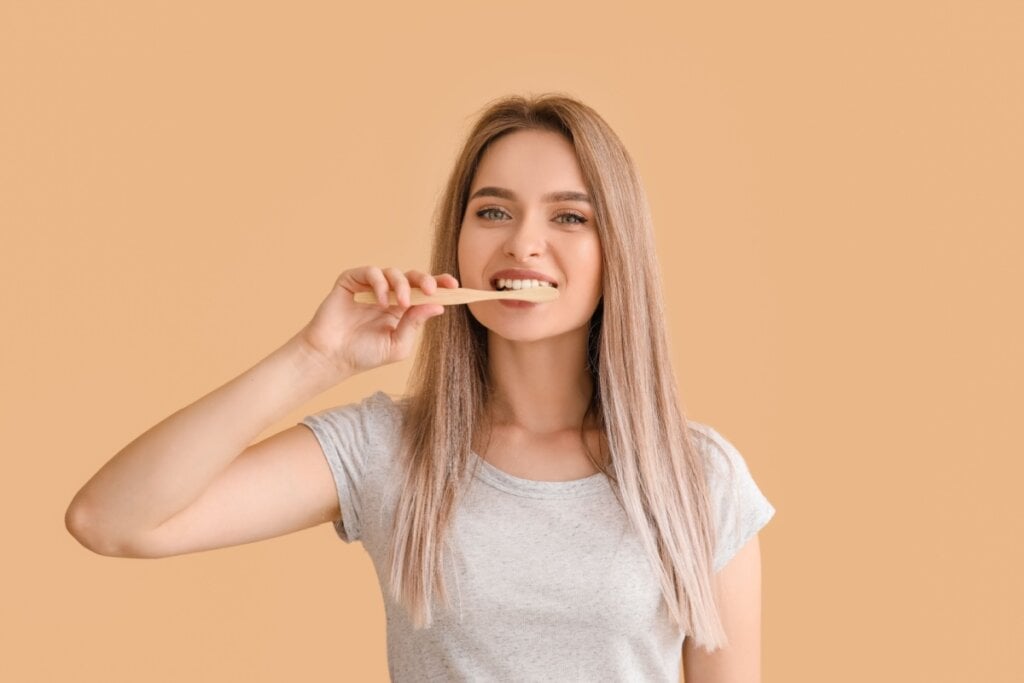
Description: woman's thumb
xmin=391 ymin=305 xmax=444 ymax=350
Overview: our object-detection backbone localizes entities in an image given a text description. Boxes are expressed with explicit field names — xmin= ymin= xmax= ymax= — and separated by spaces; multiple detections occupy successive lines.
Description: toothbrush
xmin=353 ymin=286 xmax=559 ymax=307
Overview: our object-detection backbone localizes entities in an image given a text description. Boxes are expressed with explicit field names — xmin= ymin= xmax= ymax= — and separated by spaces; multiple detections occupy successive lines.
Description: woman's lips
xmin=498 ymin=299 xmax=539 ymax=309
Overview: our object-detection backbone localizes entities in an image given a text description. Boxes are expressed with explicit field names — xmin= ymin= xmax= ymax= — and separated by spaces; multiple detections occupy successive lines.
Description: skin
xmin=458 ymin=128 xmax=603 ymax=442
xmin=458 ymin=130 xmax=765 ymax=681
xmin=456 ymin=129 xmax=606 ymax=481
xmin=66 ymin=121 xmax=764 ymax=681
xmin=683 ymin=535 xmax=764 ymax=682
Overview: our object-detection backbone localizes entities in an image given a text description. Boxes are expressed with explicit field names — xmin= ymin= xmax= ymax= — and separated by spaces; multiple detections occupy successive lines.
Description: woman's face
xmin=458 ymin=128 xmax=603 ymax=343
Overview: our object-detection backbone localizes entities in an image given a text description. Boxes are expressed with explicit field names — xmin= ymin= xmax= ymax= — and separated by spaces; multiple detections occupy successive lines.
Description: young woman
xmin=66 ymin=93 xmax=776 ymax=682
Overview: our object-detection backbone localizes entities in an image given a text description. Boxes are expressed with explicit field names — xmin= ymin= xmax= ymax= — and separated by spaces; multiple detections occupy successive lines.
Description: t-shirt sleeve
xmin=693 ymin=423 xmax=777 ymax=573
xmin=298 ymin=391 xmax=392 ymax=544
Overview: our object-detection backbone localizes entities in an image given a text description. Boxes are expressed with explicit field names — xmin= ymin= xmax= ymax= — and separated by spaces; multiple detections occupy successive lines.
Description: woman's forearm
xmin=65 ymin=332 xmax=348 ymax=548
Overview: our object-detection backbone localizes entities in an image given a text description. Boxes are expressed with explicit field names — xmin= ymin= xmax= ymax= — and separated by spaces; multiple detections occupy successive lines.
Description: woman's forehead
xmin=471 ymin=131 xmax=586 ymax=198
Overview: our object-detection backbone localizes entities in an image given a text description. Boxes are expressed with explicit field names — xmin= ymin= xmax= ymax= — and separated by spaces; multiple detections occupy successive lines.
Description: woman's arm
xmin=65 ymin=266 xmax=452 ymax=557
xmin=64 ymin=332 xmax=346 ymax=555
xmin=682 ymin=534 xmax=764 ymax=683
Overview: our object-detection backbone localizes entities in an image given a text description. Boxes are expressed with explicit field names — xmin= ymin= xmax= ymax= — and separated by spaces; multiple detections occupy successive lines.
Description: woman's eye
xmin=476 ymin=207 xmax=509 ymax=221
xmin=475 ymin=207 xmax=588 ymax=225
xmin=556 ymin=212 xmax=588 ymax=225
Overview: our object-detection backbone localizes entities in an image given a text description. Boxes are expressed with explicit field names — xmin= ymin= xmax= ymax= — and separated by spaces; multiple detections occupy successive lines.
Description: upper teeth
xmin=495 ymin=278 xmax=555 ymax=290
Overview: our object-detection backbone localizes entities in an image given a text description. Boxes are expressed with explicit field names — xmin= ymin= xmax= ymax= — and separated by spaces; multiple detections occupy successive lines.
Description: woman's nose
xmin=503 ymin=215 xmax=547 ymax=260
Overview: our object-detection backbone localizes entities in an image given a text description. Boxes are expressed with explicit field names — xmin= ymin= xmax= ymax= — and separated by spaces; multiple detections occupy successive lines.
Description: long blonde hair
xmin=385 ymin=92 xmax=731 ymax=651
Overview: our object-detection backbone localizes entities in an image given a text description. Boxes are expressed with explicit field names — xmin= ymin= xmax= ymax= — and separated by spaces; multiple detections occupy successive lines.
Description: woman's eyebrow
xmin=469 ymin=186 xmax=591 ymax=204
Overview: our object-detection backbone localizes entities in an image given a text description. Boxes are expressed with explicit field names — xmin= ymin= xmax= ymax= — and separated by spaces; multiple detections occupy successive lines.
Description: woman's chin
xmin=468 ymin=301 xmax=593 ymax=343
xmin=483 ymin=322 xmax=587 ymax=345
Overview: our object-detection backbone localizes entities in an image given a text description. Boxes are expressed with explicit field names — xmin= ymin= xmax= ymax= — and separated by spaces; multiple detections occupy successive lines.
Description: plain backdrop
xmin=2 ymin=2 xmax=1021 ymax=681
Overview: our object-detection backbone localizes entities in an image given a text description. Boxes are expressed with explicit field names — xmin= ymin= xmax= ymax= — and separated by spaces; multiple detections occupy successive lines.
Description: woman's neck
xmin=484 ymin=327 xmax=595 ymax=435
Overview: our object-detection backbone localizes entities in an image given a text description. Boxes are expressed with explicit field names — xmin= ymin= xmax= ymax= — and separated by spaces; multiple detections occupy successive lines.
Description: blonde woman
xmin=66 ymin=93 xmax=776 ymax=682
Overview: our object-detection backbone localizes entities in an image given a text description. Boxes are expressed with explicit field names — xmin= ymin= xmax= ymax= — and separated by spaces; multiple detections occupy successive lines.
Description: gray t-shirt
xmin=300 ymin=391 xmax=775 ymax=682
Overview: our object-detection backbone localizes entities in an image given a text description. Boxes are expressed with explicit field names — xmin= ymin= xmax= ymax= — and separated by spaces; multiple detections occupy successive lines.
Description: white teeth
xmin=495 ymin=278 xmax=555 ymax=291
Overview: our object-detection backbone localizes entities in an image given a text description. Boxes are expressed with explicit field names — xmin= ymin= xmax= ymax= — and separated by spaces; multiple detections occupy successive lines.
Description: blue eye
xmin=476 ymin=207 xmax=510 ymax=221
xmin=556 ymin=212 xmax=587 ymax=225
xmin=477 ymin=207 xmax=588 ymax=226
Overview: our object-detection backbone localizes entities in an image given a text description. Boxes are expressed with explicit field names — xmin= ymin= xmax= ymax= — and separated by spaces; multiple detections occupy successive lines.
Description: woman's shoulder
xmin=319 ymin=388 xmax=405 ymax=413
xmin=685 ymin=419 xmax=715 ymax=439
xmin=362 ymin=389 xmax=405 ymax=414
xmin=301 ymin=390 xmax=407 ymax=440
xmin=685 ymin=419 xmax=728 ymax=453
xmin=685 ymin=419 xmax=749 ymax=480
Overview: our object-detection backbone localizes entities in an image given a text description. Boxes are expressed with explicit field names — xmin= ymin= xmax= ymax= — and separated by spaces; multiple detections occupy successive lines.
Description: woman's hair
xmin=384 ymin=92 xmax=732 ymax=651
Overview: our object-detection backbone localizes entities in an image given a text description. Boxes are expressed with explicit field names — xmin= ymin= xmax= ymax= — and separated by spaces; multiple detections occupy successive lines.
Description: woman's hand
xmin=298 ymin=266 xmax=458 ymax=379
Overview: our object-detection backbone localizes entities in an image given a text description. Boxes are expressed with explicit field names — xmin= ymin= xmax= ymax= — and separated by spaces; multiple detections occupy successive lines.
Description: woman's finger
xmin=391 ymin=301 xmax=444 ymax=352
xmin=383 ymin=267 xmax=410 ymax=308
xmin=338 ymin=266 xmax=388 ymax=306
xmin=406 ymin=270 xmax=436 ymax=296
xmin=363 ymin=267 xmax=389 ymax=307
xmin=436 ymin=273 xmax=459 ymax=288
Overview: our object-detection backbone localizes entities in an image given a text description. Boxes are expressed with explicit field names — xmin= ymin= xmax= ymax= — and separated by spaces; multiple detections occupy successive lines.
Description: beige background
xmin=2 ymin=1 xmax=1021 ymax=681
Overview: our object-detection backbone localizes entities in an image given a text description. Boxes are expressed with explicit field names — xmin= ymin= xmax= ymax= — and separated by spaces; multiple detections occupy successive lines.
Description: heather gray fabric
xmin=300 ymin=391 xmax=775 ymax=682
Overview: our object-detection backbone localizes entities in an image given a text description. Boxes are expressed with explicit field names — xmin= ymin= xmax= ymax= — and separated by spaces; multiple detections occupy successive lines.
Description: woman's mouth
xmin=498 ymin=299 xmax=540 ymax=309
xmin=490 ymin=277 xmax=559 ymax=291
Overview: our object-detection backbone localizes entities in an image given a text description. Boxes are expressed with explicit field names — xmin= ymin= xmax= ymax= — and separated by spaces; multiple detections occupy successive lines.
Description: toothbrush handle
xmin=352 ymin=286 xmax=558 ymax=306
